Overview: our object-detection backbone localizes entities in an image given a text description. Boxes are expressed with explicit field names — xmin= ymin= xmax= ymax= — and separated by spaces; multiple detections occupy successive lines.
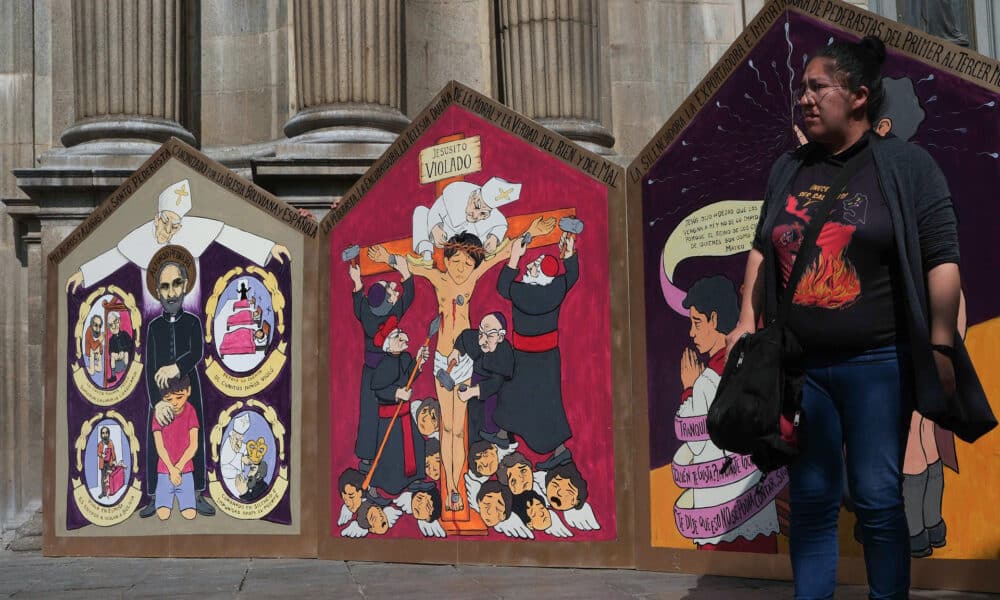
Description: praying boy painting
xmin=328 ymin=101 xmax=616 ymax=542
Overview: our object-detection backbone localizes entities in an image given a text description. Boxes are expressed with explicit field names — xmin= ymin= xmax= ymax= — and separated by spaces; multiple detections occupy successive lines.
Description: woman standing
xmin=729 ymin=35 xmax=976 ymax=599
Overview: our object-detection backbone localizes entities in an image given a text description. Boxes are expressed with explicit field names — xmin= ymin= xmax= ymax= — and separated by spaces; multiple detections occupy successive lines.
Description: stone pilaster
xmin=0 ymin=204 xmax=35 ymax=531
xmin=498 ymin=0 xmax=614 ymax=153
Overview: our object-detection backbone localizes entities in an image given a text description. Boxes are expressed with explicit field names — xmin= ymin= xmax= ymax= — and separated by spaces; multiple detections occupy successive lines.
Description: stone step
xmin=8 ymin=535 xmax=41 ymax=552
xmin=15 ymin=511 xmax=42 ymax=538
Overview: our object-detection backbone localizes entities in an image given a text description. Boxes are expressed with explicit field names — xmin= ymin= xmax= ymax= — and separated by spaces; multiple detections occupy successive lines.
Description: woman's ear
xmin=852 ymin=85 xmax=871 ymax=114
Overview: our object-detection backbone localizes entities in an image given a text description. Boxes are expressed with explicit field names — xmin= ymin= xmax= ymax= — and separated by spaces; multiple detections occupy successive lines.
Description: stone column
xmin=58 ymin=0 xmax=195 ymax=157
xmin=282 ymin=0 xmax=407 ymax=144
xmin=404 ymin=0 xmax=496 ymax=119
xmin=256 ymin=0 xmax=408 ymax=216
xmin=498 ymin=0 xmax=614 ymax=153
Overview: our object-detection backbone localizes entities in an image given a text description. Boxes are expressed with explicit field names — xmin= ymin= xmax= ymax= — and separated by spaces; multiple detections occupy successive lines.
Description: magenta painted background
xmin=328 ymin=104 xmax=616 ymax=541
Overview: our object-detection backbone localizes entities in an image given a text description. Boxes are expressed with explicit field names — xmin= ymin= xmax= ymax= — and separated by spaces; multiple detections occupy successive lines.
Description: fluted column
xmin=283 ymin=0 xmax=408 ymax=142
xmin=498 ymin=0 xmax=614 ymax=153
xmin=60 ymin=0 xmax=194 ymax=150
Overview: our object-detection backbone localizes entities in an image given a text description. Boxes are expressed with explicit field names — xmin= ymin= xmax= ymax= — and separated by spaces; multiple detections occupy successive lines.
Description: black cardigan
xmin=754 ymin=133 xmax=995 ymax=442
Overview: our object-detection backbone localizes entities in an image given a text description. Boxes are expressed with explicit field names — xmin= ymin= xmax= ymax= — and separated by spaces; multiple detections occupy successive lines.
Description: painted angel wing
xmin=563 ymin=502 xmax=600 ymax=531
xmin=393 ymin=491 xmax=414 ymax=514
xmin=341 ymin=521 xmax=369 ymax=538
xmin=337 ymin=503 xmax=353 ymax=526
xmin=533 ymin=470 xmax=548 ymax=500
xmin=496 ymin=441 xmax=520 ymax=462
xmin=384 ymin=506 xmax=403 ymax=528
xmin=417 ymin=519 xmax=447 ymax=538
xmin=544 ymin=510 xmax=573 ymax=538
xmin=465 ymin=471 xmax=484 ymax=512
xmin=494 ymin=513 xmax=534 ymax=539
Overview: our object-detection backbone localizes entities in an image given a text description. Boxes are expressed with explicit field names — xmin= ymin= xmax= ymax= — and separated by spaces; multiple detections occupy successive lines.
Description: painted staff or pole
xmin=362 ymin=315 xmax=441 ymax=491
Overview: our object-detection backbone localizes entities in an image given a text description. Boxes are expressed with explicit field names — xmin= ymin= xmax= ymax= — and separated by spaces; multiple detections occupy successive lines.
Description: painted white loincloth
xmin=434 ymin=351 xmax=475 ymax=388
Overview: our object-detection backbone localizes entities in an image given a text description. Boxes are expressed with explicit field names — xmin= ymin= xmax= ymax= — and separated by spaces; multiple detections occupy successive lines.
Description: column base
xmin=60 ymin=115 xmax=196 ymax=148
xmin=258 ymin=104 xmax=411 ymax=219
xmin=282 ymin=103 xmax=410 ymax=140
xmin=536 ymin=117 xmax=616 ymax=156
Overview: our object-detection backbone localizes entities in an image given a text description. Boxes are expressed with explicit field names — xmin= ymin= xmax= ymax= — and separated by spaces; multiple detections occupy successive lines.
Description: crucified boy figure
xmin=368 ymin=216 xmax=555 ymax=512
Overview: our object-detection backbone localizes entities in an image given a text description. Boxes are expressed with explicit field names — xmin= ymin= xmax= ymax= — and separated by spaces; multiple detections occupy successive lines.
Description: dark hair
xmin=497 ymin=451 xmax=531 ymax=487
xmin=488 ymin=312 xmax=508 ymax=331
xmin=544 ymin=461 xmax=589 ymax=509
xmin=418 ymin=398 xmax=440 ymax=424
xmin=424 ymin=437 xmax=440 ymax=457
xmin=511 ymin=490 xmax=547 ymax=525
xmin=162 ymin=374 xmax=192 ymax=395
xmin=682 ymin=275 xmax=739 ymax=335
xmin=338 ymin=468 xmax=365 ymax=493
xmin=443 ymin=232 xmax=485 ymax=268
xmin=367 ymin=282 xmax=387 ymax=307
xmin=811 ymin=35 xmax=887 ymax=122
xmin=476 ymin=480 xmax=513 ymax=520
xmin=356 ymin=500 xmax=379 ymax=529
xmin=876 ymin=76 xmax=925 ymax=141
xmin=469 ymin=440 xmax=494 ymax=477
xmin=416 ymin=487 xmax=443 ymax=523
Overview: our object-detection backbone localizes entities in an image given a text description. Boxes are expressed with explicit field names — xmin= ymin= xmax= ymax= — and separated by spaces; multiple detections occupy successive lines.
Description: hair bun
xmin=859 ymin=35 xmax=887 ymax=66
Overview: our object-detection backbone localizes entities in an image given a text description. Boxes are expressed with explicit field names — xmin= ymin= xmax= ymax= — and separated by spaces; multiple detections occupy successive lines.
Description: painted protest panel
xmin=629 ymin=0 xmax=1000 ymax=591
xmin=320 ymin=82 xmax=633 ymax=566
xmin=46 ymin=139 xmax=318 ymax=556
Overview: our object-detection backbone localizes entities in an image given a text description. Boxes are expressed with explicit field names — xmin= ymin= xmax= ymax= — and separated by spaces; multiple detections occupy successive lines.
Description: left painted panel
xmin=47 ymin=139 xmax=318 ymax=556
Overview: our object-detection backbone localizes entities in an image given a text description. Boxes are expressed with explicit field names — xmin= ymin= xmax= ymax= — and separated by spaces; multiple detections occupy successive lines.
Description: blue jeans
xmin=789 ymin=345 xmax=911 ymax=600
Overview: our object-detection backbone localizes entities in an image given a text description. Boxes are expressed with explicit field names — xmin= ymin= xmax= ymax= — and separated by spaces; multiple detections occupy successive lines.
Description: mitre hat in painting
xmin=158 ymin=179 xmax=192 ymax=218
xmin=233 ymin=413 xmax=251 ymax=435
xmin=480 ymin=176 xmax=521 ymax=209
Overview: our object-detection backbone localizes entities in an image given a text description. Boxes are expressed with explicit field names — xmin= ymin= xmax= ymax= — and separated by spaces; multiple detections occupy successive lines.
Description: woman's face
xmin=799 ymin=57 xmax=864 ymax=145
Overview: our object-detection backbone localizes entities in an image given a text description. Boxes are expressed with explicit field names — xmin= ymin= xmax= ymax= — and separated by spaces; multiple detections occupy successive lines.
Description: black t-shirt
xmin=766 ymin=135 xmax=902 ymax=352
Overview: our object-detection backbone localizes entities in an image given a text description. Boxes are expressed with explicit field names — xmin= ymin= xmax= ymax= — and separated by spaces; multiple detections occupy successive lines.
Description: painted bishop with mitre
xmin=410 ymin=176 xmax=521 ymax=264
xmin=67 ymin=179 xmax=289 ymax=293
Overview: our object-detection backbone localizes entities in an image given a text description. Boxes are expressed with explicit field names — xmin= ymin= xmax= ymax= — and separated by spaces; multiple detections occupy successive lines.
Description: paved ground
xmin=1 ymin=550 xmax=997 ymax=599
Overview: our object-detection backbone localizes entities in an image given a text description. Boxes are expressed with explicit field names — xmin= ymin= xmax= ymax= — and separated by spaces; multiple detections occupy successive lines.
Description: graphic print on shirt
xmin=772 ymin=188 xmax=869 ymax=309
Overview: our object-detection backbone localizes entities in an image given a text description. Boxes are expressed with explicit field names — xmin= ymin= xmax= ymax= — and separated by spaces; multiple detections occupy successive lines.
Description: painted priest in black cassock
xmin=107 ymin=311 xmax=134 ymax=384
xmin=452 ymin=312 xmax=515 ymax=445
xmin=140 ymin=254 xmax=214 ymax=517
xmin=495 ymin=234 xmax=579 ymax=468
xmin=368 ymin=318 xmax=428 ymax=495
xmin=350 ymin=258 xmax=414 ymax=471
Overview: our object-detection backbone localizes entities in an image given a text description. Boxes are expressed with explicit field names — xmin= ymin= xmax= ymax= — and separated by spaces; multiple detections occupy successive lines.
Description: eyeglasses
xmin=794 ymin=82 xmax=846 ymax=103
